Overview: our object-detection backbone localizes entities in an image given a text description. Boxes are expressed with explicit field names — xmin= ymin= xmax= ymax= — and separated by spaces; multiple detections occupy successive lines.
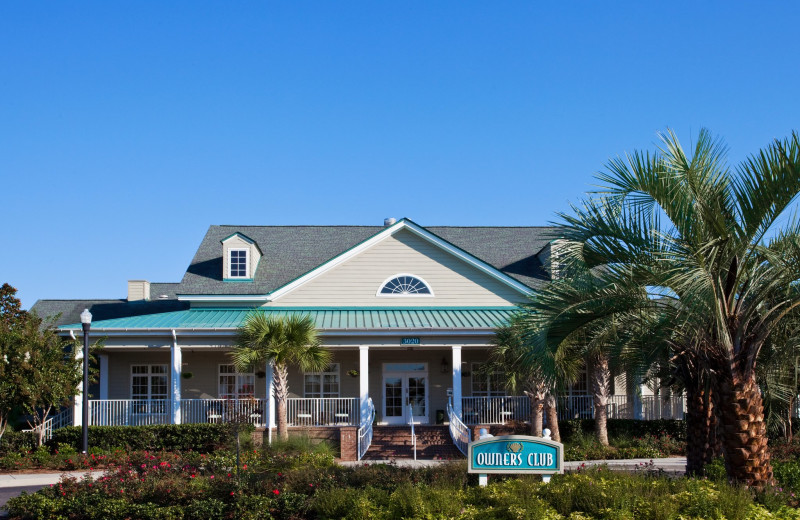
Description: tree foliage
xmin=232 ymin=313 xmax=330 ymax=441
xmin=0 ymin=283 xmax=84 ymax=445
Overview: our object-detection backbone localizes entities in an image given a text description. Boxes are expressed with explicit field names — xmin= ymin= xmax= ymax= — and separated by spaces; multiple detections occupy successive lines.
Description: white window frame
xmin=566 ymin=365 xmax=589 ymax=396
xmin=228 ymin=248 xmax=250 ymax=279
xmin=218 ymin=364 xmax=255 ymax=400
xmin=376 ymin=273 xmax=434 ymax=297
xmin=130 ymin=364 xmax=169 ymax=400
xmin=470 ymin=362 xmax=506 ymax=396
xmin=303 ymin=363 xmax=340 ymax=398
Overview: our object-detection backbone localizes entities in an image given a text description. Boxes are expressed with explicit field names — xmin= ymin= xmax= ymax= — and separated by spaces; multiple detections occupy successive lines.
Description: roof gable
xmin=176 ymin=221 xmax=557 ymax=300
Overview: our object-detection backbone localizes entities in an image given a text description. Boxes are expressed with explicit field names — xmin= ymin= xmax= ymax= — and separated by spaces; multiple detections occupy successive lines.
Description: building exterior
xmin=32 ymin=218 xmax=683 ymax=459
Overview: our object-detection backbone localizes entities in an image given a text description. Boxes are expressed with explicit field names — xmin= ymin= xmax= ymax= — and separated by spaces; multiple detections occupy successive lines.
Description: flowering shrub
xmin=6 ymin=454 xmax=800 ymax=519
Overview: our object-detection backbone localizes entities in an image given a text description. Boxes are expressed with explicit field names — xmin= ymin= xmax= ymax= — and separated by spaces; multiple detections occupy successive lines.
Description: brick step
xmin=364 ymin=426 xmax=463 ymax=460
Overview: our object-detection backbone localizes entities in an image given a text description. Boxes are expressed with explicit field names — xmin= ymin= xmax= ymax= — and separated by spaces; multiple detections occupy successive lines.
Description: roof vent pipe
xmin=384 ymin=217 xmax=397 ymax=227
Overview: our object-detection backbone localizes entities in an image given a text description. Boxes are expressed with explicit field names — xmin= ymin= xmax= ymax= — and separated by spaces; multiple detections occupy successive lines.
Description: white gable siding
xmin=266 ymin=229 xmax=526 ymax=306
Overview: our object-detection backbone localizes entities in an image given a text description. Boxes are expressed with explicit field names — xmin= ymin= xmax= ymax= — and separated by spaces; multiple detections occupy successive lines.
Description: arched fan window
xmin=377 ymin=274 xmax=433 ymax=296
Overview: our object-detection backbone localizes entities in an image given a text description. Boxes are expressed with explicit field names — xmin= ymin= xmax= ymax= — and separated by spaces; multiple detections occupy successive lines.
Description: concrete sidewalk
xmin=0 ymin=471 xmax=105 ymax=488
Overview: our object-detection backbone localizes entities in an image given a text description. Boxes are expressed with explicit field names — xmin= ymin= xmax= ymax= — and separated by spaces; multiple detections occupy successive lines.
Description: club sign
xmin=468 ymin=435 xmax=564 ymax=480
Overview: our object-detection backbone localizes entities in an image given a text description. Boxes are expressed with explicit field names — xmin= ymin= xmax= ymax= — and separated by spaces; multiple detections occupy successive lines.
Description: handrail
xmin=22 ymin=407 xmax=73 ymax=443
xmin=446 ymin=398 xmax=469 ymax=456
xmin=357 ymin=398 xmax=375 ymax=460
xmin=408 ymin=404 xmax=417 ymax=461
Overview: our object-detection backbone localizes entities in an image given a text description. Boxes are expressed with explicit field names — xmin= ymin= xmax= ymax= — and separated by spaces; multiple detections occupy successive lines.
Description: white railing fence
xmin=557 ymin=395 xmax=686 ymax=421
xmin=357 ymin=398 xmax=375 ymax=460
xmin=460 ymin=396 xmax=530 ymax=425
xmin=89 ymin=400 xmax=170 ymax=426
xmin=287 ymin=397 xmax=360 ymax=427
xmin=22 ymin=407 xmax=73 ymax=442
xmin=447 ymin=398 xmax=470 ymax=455
xmin=181 ymin=399 xmax=267 ymax=426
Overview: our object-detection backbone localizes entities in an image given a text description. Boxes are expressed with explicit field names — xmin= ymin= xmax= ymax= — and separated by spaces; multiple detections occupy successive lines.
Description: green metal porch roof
xmin=59 ymin=307 xmax=517 ymax=331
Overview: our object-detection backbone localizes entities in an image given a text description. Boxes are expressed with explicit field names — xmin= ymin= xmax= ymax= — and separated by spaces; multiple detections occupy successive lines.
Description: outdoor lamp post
xmin=80 ymin=308 xmax=92 ymax=454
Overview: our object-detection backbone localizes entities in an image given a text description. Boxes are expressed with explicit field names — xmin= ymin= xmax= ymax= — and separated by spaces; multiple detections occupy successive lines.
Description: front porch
xmin=83 ymin=394 xmax=686 ymax=428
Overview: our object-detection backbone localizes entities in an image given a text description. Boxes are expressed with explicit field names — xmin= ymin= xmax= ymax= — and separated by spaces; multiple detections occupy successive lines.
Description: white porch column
xmin=72 ymin=331 xmax=83 ymax=427
xmin=265 ymin=361 xmax=275 ymax=429
xmin=452 ymin=345 xmax=462 ymax=418
xmin=99 ymin=354 xmax=109 ymax=400
xmin=171 ymin=330 xmax=182 ymax=424
xmin=359 ymin=346 xmax=369 ymax=423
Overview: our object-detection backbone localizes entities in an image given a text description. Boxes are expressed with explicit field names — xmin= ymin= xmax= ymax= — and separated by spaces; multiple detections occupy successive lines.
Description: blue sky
xmin=2 ymin=2 xmax=799 ymax=309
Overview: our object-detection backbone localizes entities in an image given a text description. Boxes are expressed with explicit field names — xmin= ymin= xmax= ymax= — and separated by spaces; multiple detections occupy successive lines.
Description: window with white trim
xmin=131 ymin=365 xmax=168 ymax=400
xmin=229 ymin=249 xmax=249 ymax=278
xmin=219 ymin=365 xmax=255 ymax=400
xmin=471 ymin=363 xmax=506 ymax=396
xmin=304 ymin=363 xmax=340 ymax=398
xmin=567 ymin=366 xmax=589 ymax=396
xmin=377 ymin=274 xmax=432 ymax=296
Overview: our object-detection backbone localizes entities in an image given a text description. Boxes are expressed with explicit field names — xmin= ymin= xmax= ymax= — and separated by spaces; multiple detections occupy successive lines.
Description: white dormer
xmin=221 ymin=232 xmax=262 ymax=281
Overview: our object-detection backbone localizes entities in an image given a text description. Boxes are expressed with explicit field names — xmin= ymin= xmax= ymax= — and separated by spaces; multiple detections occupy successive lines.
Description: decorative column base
xmin=340 ymin=426 xmax=359 ymax=461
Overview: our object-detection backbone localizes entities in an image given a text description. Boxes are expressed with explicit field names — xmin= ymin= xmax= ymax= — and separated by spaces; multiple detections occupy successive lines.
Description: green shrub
xmin=558 ymin=419 xmax=686 ymax=444
xmin=774 ymin=460 xmax=800 ymax=495
xmin=0 ymin=430 xmax=36 ymax=454
xmin=47 ymin=423 xmax=246 ymax=453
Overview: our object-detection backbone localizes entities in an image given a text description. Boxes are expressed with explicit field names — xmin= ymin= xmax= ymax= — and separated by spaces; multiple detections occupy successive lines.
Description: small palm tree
xmin=489 ymin=320 xmax=553 ymax=438
xmin=232 ymin=313 xmax=331 ymax=440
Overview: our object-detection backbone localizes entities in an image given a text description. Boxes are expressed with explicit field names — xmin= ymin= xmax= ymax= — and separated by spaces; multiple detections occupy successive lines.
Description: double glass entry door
xmin=383 ymin=363 xmax=428 ymax=425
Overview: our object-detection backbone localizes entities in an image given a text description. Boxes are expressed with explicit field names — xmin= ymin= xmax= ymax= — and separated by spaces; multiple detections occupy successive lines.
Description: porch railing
xmin=357 ymin=398 xmax=375 ymax=460
xmin=89 ymin=399 xmax=170 ymax=426
xmin=557 ymin=395 xmax=686 ymax=421
xmin=22 ymin=407 xmax=73 ymax=442
xmin=447 ymin=398 xmax=469 ymax=455
xmin=460 ymin=396 xmax=530 ymax=425
xmin=287 ymin=397 xmax=360 ymax=427
xmin=181 ymin=399 xmax=267 ymax=426
xmin=457 ymin=395 xmax=686 ymax=425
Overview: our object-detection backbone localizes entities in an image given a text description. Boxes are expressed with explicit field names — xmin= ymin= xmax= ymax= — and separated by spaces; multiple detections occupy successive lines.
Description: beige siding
xmin=105 ymin=350 xmax=267 ymax=400
xmin=108 ymin=351 xmax=171 ymax=399
xmin=269 ymin=229 xmax=525 ymax=307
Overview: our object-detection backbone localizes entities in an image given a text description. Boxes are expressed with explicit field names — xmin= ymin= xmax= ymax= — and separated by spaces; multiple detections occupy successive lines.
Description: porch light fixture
xmin=440 ymin=357 xmax=449 ymax=374
xmin=80 ymin=309 xmax=92 ymax=455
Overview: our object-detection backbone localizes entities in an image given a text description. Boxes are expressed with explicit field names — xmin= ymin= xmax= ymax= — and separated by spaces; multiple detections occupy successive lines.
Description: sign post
xmin=468 ymin=429 xmax=563 ymax=486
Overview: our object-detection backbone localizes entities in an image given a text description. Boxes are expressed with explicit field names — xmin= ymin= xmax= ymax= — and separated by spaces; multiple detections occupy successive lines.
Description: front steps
xmin=363 ymin=425 xmax=463 ymax=460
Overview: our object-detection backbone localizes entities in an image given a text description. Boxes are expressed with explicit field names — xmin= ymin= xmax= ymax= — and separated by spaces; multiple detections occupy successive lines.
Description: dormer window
xmin=221 ymin=232 xmax=261 ymax=282
xmin=229 ymin=249 xmax=249 ymax=278
xmin=377 ymin=274 xmax=433 ymax=296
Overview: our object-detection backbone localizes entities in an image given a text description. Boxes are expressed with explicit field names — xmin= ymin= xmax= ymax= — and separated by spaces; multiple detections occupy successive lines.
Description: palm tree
xmin=552 ymin=129 xmax=800 ymax=487
xmin=517 ymin=266 xmax=656 ymax=447
xmin=232 ymin=313 xmax=331 ymax=441
xmin=489 ymin=319 xmax=555 ymax=439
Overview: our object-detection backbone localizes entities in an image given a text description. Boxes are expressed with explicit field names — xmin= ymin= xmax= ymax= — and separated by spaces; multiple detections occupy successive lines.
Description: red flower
xmin=230 ymin=491 xmax=235 ymax=496
xmin=273 ymin=489 xmax=280 ymax=495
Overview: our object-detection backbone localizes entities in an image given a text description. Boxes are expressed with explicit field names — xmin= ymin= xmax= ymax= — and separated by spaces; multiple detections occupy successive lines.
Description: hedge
xmin=45 ymin=423 xmax=247 ymax=453
xmin=0 ymin=430 xmax=37 ymax=454
xmin=558 ymin=419 xmax=687 ymax=442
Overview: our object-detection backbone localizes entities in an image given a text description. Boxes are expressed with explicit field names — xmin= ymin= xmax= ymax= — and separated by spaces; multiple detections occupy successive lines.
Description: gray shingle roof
xmin=177 ymin=223 xmax=559 ymax=295
xmin=32 ymin=222 xmax=560 ymax=326
xmin=31 ymin=283 xmax=188 ymax=328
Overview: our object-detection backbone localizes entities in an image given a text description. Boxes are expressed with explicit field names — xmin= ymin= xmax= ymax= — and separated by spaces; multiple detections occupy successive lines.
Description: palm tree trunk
xmin=525 ymin=391 xmax=544 ymax=436
xmin=685 ymin=384 xmax=721 ymax=476
xmin=544 ymin=392 xmax=561 ymax=442
xmin=591 ymin=353 xmax=610 ymax=446
xmin=718 ymin=370 xmax=773 ymax=488
xmin=273 ymin=363 xmax=290 ymax=441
